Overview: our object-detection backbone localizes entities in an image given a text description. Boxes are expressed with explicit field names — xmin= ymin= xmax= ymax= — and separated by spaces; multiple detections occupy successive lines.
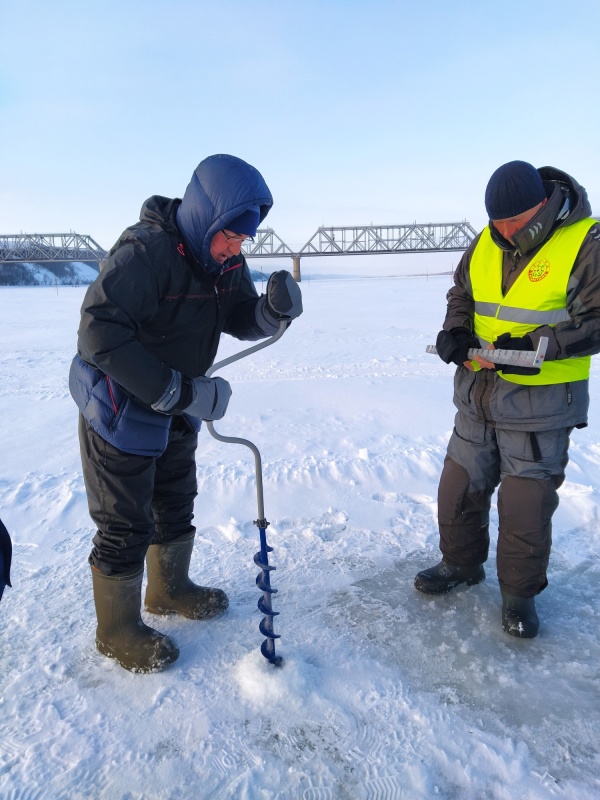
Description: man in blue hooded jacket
xmin=70 ymin=154 xmax=303 ymax=673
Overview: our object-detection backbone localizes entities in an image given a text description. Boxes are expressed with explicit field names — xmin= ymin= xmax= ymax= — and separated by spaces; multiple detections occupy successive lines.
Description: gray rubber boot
xmin=91 ymin=565 xmax=179 ymax=673
xmin=414 ymin=559 xmax=485 ymax=595
xmin=501 ymin=593 xmax=539 ymax=639
xmin=144 ymin=533 xmax=229 ymax=619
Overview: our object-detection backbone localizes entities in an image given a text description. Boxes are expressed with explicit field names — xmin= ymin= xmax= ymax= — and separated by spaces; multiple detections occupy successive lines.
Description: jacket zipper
xmin=212 ymin=261 xmax=225 ymax=310
xmin=209 ymin=273 xmax=223 ymax=360
xmin=477 ymin=369 xmax=491 ymax=424
xmin=105 ymin=376 xmax=118 ymax=414
xmin=502 ymin=251 xmax=521 ymax=295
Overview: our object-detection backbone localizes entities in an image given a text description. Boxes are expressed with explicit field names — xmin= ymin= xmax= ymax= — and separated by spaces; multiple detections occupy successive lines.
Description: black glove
xmin=436 ymin=328 xmax=480 ymax=366
xmin=266 ymin=270 xmax=303 ymax=320
xmin=493 ymin=333 xmax=540 ymax=376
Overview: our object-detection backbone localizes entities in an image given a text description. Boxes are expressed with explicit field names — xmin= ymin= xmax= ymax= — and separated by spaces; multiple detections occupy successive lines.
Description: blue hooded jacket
xmin=72 ymin=154 xmax=276 ymax=457
xmin=176 ymin=154 xmax=273 ymax=273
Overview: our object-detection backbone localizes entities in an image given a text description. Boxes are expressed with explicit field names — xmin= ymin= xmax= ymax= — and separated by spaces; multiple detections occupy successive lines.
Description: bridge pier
xmin=292 ymin=255 xmax=301 ymax=282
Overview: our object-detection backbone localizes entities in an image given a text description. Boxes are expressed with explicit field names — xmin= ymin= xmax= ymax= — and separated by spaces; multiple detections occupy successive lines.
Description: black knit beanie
xmin=484 ymin=160 xmax=546 ymax=220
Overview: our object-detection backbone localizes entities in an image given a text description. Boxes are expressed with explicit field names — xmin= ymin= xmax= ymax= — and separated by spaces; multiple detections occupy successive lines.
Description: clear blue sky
xmin=1 ymin=0 xmax=599 ymax=264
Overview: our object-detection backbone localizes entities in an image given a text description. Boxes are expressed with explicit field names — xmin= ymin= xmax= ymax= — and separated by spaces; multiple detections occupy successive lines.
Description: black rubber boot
xmin=144 ymin=533 xmax=229 ymax=620
xmin=91 ymin=566 xmax=179 ymax=673
xmin=501 ymin=593 xmax=539 ymax=639
xmin=414 ymin=560 xmax=485 ymax=595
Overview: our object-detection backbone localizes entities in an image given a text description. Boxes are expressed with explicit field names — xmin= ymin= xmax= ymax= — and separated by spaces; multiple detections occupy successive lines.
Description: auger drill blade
xmin=255 ymin=523 xmax=282 ymax=666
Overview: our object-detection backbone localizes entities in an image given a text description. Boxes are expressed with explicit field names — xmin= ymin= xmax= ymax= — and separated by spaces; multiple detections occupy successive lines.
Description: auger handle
xmin=204 ymin=319 xmax=287 ymax=519
xmin=206 ymin=319 xmax=287 ymax=379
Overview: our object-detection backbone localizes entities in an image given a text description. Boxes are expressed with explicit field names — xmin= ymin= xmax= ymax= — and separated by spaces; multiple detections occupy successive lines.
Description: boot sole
xmin=144 ymin=603 xmax=228 ymax=620
xmin=96 ymin=638 xmax=179 ymax=673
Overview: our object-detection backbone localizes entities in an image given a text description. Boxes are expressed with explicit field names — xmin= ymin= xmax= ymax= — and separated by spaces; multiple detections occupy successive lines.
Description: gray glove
xmin=185 ymin=376 xmax=232 ymax=420
xmin=266 ymin=270 xmax=303 ymax=319
xmin=152 ymin=371 xmax=231 ymax=421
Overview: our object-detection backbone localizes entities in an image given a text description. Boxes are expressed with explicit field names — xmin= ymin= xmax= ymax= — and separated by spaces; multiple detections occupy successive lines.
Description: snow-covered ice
xmin=1 ymin=276 xmax=599 ymax=799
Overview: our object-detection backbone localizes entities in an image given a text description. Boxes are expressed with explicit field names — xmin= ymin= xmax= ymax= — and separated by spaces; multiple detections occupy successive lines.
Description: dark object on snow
xmin=414 ymin=560 xmax=485 ymax=595
xmin=502 ymin=593 xmax=539 ymax=638
xmin=0 ymin=518 xmax=12 ymax=601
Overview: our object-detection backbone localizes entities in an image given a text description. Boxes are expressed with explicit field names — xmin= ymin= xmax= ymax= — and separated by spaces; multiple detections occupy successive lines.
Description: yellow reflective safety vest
xmin=470 ymin=218 xmax=596 ymax=385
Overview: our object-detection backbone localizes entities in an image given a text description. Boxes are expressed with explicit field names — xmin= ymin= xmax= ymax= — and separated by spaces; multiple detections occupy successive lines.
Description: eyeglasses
xmin=221 ymin=229 xmax=254 ymax=244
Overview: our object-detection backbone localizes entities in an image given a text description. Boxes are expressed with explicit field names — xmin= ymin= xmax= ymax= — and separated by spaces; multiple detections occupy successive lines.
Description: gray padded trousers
xmin=437 ymin=411 xmax=572 ymax=598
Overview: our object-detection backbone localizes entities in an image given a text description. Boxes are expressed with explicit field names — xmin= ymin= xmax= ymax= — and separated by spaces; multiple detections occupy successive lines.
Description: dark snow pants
xmin=437 ymin=411 xmax=572 ymax=598
xmin=79 ymin=415 xmax=198 ymax=576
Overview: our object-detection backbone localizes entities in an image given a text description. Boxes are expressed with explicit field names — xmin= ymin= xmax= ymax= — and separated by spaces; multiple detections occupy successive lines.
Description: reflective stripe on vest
xmin=470 ymin=218 xmax=596 ymax=385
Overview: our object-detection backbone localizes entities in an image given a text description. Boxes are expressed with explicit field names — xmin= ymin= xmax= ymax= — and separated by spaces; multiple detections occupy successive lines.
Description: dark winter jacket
xmin=444 ymin=166 xmax=600 ymax=431
xmin=70 ymin=155 xmax=277 ymax=454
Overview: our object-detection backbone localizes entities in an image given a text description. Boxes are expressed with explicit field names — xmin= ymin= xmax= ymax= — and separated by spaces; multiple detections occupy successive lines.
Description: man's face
xmin=492 ymin=199 xmax=546 ymax=244
xmin=209 ymin=229 xmax=249 ymax=264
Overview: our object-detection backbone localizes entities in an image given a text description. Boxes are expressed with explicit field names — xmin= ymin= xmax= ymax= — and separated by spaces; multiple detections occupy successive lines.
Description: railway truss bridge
xmin=242 ymin=222 xmax=477 ymax=280
xmin=0 ymin=222 xmax=478 ymax=281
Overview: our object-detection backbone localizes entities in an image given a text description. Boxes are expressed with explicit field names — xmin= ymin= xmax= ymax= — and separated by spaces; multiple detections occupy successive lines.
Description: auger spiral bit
xmin=254 ymin=519 xmax=282 ymax=666
xmin=205 ymin=320 xmax=287 ymax=667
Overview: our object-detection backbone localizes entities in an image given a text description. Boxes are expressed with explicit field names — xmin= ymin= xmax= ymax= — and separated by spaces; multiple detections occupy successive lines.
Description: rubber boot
xmin=501 ymin=593 xmax=539 ymax=639
xmin=144 ymin=533 xmax=229 ymax=620
xmin=414 ymin=559 xmax=485 ymax=595
xmin=91 ymin=565 xmax=179 ymax=673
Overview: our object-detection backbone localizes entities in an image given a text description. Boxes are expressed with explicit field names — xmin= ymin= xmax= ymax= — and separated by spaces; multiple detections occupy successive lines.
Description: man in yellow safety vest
xmin=415 ymin=160 xmax=600 ymax=638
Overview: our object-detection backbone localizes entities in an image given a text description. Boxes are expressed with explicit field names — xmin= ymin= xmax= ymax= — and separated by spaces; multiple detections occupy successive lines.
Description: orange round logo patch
xmin=528 ymin=259 xmax=550 ymax=282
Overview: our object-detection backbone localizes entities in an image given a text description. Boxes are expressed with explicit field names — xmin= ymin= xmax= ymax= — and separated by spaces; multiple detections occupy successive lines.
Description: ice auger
xmin=205 ymin=320 xmax=287 ymax=666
